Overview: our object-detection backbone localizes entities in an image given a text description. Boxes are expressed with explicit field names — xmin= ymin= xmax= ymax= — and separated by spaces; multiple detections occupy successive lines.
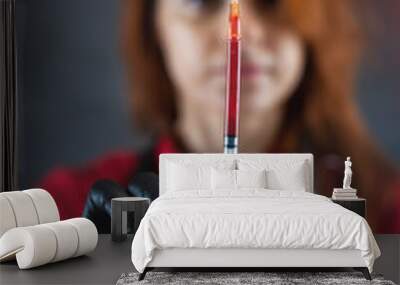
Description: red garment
xmin=39 ymin=136 xmax=400 ymax=233
xmin=381 ymin=178 xmax=400 ymax=233
xmin=39 ymin=137 xmax=178 ymax=220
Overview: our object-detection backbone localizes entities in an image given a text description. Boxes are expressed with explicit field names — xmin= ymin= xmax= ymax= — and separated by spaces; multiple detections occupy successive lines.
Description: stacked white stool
xmin=0 ymin=189 xmax=98 ymax=269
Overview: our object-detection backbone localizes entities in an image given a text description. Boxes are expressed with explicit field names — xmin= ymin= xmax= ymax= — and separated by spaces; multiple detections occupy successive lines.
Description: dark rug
xmin=116 ymin=272 xmax=396 ymax=285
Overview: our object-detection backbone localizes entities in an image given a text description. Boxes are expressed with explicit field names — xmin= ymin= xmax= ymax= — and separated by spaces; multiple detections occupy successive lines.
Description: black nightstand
xmin=111 ymin=197 xmax=150 ymax=242
xmin=331 ymin=198 xmax=366 ymax=218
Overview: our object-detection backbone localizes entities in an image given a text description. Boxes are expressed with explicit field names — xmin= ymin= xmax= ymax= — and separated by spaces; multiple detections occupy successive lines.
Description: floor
xmin=0 ymin=235 xmax=134 ymax=285
xmin=0 ymin=235 xmax=399 ymax=285
xmin=374 ymin=235 xmax=400 ymax=283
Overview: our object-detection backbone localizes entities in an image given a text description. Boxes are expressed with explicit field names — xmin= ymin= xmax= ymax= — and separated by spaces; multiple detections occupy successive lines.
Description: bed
xmin=131 ymin=154 xmax=380 ymax=281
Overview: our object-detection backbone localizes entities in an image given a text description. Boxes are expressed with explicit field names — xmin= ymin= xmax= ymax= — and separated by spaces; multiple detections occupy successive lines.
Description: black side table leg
xmin=134 ymin=203 xmax=149 ymax=233
xmin=111 ymin=201 xmax=121 ymax=241
xmin=111 ymin=201 xmax=127 ymax=242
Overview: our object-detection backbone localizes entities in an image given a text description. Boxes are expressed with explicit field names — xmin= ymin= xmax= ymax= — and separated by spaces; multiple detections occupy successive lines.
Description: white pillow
xmin=166 ymin=160 xmax=236 ymax=192
xmin=236 ymin=169 xmax=267 ymax=189
xmin=266 ymin=163 xmax=307 ymax=191
xmin=211 ymin=169 xmax=268 ymax=190
xmin=211 ymin=168 xmax=236 ymax=190
xmin=167 ymin=162 xmax=211 ymax=191
xmin=238 ymin=159 xmax=308 ymax=191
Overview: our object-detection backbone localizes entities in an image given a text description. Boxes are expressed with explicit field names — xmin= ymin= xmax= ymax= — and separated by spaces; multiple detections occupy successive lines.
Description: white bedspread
xmin=131 ymin=190 xmax=380 ymax=273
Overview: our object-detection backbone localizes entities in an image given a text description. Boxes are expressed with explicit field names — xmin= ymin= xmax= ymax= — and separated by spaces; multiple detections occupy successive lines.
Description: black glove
xmin=82 ymin=172 xmax=159 ymax=233
xmin=82 ymin=180 xmax=129 ymax=233
xmin=127 ymin=172 xmax=159 ymax=201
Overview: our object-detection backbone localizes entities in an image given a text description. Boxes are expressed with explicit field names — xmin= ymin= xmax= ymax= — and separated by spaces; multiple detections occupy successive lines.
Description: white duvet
xmin=131 ymin=190 xmax=380 ymax=273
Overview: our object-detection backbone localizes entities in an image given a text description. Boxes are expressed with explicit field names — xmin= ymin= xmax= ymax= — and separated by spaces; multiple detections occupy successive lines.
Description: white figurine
xmin=343 ymin=157 xmax=353 ymax=190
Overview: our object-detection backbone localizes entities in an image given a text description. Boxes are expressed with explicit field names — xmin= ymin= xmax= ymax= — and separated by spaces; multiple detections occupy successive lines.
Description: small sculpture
xmin=343 ymin=157 xmax=353 ymax=190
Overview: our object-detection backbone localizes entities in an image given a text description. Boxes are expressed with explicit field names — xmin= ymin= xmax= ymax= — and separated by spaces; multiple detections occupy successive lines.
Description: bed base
xmin=138 ymin=248 xmax=372 ymax=281
xmin=138 ymin=267 xmax=371 ymax=281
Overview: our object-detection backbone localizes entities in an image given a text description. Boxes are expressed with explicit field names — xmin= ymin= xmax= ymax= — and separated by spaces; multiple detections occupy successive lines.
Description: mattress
xmin=131 ymin=190 xmax=380 ymax=273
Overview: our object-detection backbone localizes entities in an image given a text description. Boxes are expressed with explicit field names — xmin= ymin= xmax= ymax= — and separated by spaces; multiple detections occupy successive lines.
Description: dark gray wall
xmin=356 ymin=0 xmax=400 ymax=166
xmin=17 ymin=0 xmax=144 ymax=187
xmin=16 ymin=0 xmax=400 ymax=188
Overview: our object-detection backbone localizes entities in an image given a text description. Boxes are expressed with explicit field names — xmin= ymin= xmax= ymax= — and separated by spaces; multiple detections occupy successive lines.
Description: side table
xmin=111 ymin=197 xmax=150 ymax=242
xmin=331 ymin=198 xmax=366 ymax=218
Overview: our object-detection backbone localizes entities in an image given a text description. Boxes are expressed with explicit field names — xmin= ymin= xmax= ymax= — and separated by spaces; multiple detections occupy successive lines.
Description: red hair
xmin=121 ymin=0 xmax=398 ymax=231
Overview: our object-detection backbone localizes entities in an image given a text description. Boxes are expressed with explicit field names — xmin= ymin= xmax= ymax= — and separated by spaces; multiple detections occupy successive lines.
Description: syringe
xmin=224 ymin=0 xmax=241 ymax=154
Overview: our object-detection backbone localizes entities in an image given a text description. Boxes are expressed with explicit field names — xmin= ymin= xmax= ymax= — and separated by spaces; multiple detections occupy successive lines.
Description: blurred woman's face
xmin=156 ymin=0 xmax=306 ymax=148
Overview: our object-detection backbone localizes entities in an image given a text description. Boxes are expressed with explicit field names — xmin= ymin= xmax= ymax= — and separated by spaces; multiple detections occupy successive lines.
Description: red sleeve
xmin=38 ymin=151 xmax=138 ymax=220
xmin=378 ymin=176 xmax=400 ymax=233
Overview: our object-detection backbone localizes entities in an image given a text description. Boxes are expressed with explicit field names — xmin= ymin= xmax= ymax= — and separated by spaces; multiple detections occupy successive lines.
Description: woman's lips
xmin=210 ymin=62 xmax=272 ymax=79
xmin=241 ymin=64 xmax=265 ymax=78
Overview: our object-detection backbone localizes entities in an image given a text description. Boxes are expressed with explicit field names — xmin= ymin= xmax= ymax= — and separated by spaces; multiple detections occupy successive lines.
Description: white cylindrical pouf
xmin=24 ymin=189 xmax=60 ymax=224
xmin=65 ymin=218 xmax=98 ymax=257
xmin=0 ymin=226 xmax=57 ymax=269
xmin=0 ymin=219 xmax=98 ymax=269
xmin=0 ymin=196 xmax=17 ymax=238
xmin=1 ymin=192 xmax=39 ymax=227
xmin=42 ymin=221 xmax=79 ymax=262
